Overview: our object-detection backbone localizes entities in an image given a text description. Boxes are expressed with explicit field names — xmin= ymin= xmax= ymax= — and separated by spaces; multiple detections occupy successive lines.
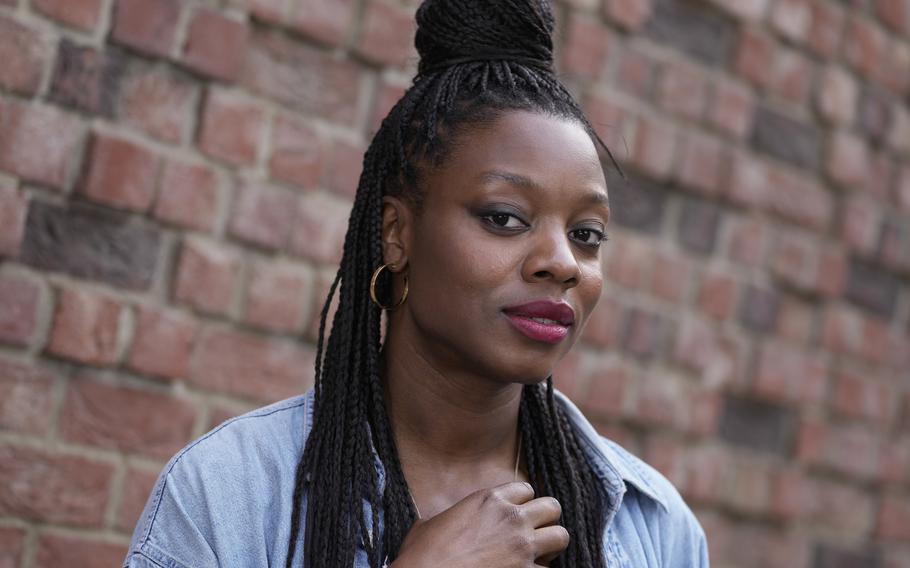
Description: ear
xmin=380 ymin=196 xmax=413 ymax=272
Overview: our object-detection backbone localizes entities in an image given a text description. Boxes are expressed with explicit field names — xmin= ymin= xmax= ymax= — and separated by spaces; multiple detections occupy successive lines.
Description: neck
xmin=381 ymin=325 xmax=523 ymax=468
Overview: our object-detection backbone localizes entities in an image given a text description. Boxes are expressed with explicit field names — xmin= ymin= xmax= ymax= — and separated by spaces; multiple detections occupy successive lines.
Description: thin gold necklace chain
xmin=407 ymin=432 xmax=523 ymax=520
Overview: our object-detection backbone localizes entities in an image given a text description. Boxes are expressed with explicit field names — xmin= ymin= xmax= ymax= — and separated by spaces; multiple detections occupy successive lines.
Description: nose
xmin=521 ymin=223 xmax=581 ymax=288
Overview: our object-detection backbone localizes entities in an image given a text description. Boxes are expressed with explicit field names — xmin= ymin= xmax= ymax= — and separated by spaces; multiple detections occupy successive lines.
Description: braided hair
xmin=287 ymin=1 xmax=621 ymax=566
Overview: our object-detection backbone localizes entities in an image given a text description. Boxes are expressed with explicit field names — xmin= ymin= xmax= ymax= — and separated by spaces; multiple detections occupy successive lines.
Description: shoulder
xmin=125 ymin=391 xmax=314 ymax=568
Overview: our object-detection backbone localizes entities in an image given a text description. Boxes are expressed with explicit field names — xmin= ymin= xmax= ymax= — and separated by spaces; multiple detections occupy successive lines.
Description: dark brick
xmin=812 ymin=544 xmax=880 ymax=568
xmin=857 ymin=86 xmax=893 ymax=146
xmin=845 ymin=259 xmax=900 ymax=318
xmin=607 ymin=173 xmax=666 ymax=234
xmin=677 ymin=198 xmax=720 ymax=255
xmin=718 ymin=396 xmax=796 ymax=455
xmin=644 ymin=0 xmax=735 ymax=67
xmin=48 ymin=39 xmax=125 ymax=117
xmin=621 ymin=307 xmax=664 ymax=360
xmin=20 ymin=201 xmax=159 ymax=290
xmin=751 ymin=104 xmax=822 ymax=171
xmin=739 ymin=285 xmax=780 ymax=332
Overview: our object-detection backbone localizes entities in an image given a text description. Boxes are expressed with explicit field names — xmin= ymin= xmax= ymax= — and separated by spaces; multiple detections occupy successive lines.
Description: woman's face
xmin=386 ymin=110 xmax=609 ymax=384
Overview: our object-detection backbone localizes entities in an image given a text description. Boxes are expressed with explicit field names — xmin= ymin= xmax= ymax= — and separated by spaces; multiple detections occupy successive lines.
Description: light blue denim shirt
xmin=124 ymin=388 xmax=708 ymax=567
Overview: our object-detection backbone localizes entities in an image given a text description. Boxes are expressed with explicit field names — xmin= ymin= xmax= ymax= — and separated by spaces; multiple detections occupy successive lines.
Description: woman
xmin=124 ymin=0 xmax=708 ymax=566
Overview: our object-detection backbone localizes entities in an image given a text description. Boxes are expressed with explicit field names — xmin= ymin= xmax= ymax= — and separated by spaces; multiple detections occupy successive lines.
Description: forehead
xmin=425 ymin=110 xmax=607 ymax=199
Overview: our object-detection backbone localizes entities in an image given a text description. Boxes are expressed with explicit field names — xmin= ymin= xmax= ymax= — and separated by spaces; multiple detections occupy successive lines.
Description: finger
xmin=479 ymin=481 xmax=536 ymax=506
xmin=520 ymin=496 xmax=562 ymax=528
xmin=533 ymin=524 xmax=570 ymax=559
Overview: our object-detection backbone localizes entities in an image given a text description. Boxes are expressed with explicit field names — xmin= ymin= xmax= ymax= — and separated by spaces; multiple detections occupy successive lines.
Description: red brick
xmin=770 ymin=228 xmax=820 ymax=292
xmin=859 ymin=316 xmax=895 ymax=367
xmin=269 ymin=113 xmax=325 ymax=190
xmin=244 ymin=261 xmax=313 ymax=334
xmin=0 ymin=99 xmax=84 ymax=191
xmin=776 ymin=475 xmax=876 ymax=534
xmin=656 ymin=60 xmax=709 ymax=121
xmin=229 ymin=181 xmax=297 ymax=251
xmin=183 ymin=8 xmax=249 ymax=82
xmin=674 ymin=130 xmax=725 ymax=195
xmin=774 ymin=296 xmax=812 ymax=344
xmin=875 ymin=0 xmax=910 ymax=34
xmin=621 ymin=308 xmax=663 ymax=360
xmin=584 ymin=358 xmax=628 ymax=418
xmin=817 ymin=245 xmax=847 ymax=299
xmin=111 ymin=0 xmax=180 ymax=57
xmin=820 ymin=304 xmax=863 ymax=356
xmin=841 ymin=194 xmax=882 ymax=255
xmin=697 ymin=269 xmax=738 ymax=321
xmin=153 ymin=158 xmax=220 ymax=233
xmin=0 ymin=526 xmax=25 ymax=568
xmin=753 ymin=340 xmax=828 ymax=405
xmin=766 ymin=165 xmax=833 ymax=231
xmin=243 ymin=0 xmax=286 ymax=24
xmin=47 ymin=287 xmax=124 ymax=366
xmin=197 ymin=89 xmax=265 ymax=167
xmin=32 ymin=0 xmax=103 ymax=31
xmin=583 ymin=90 xmax=638 ymax=157
xmin=604 ymin=0 xmax=653 ymax=31
xmin=35 ymin=533 xmax=127 ymax=568
xmin=706 ymin=0 xmax=768 ymax=20
xmin=0 ymin=273 xmax=39 ymax=347
xmin=721 ymin=458 xmax=773 ymax=516
xmin=0 ymin=357 xmax=56 ymax=436
xmin=898 ymin=164 xmax=910 ymax=213
xmin=630 ymin=115 xmax=676 ymax=180
xmin=174 ymin=237 xmax=242 ymax=317
xmin=79 ymin=133 xmax=161 ymax=211
xmin=879 ymin=495 xmax=910 ymax=541
xmin=552 ymin=349 xmax=586 ymax=401
xmin=798 ymin=421 xmax=883 ymax=481
xmin=650 ymin=250 xmax=692 ymax=303
xmin=0 ymin=16 xmax=49 ymax=96
xmin=356 ymin=0 xmax=415 ymax=67
xmin=807 ymin=0 xmax=845 ymax=57
xmin=613 ymin=46 xmax=657 ymax=100
xmin=843 ymin=15 xmax=887 ymax=80
xmin=189 ymin=325 xmax=314 ymax=402
xmin=674 ymin=316 xmax=744 ymax=389
xmin=243 ymin=27 xmax=362 ymax=126
xmin=0 ymin=444 xmax=114 ymax=527
xmin=832 ymin=368 xmax=898 ymax=426
xmin=0 ymin=182 xmax=27 ymax=258
xmin=768 ymin=48 xmax=813 ymax=105
xmin=826 ymin=130 xmax=869 ymax=189
xmin=815 ymin=65 xmax=858 ymax=126
xmin=708 ymin=78 xmax=753 ymax=139
xmin=770 ymin=0 xmax=811 ymax=43
xmin=628 ymin=370 xmax=682 ymax=428
xmin=324 ymin=138 xmax=364 ymax=198
xmin=60 ymin=377 xmax=196 ymax=459
xmin=289 ymin=0 xmax=355 ymax=47
xmin=580 ymin=295 xmax=621 ymax=348
xmin=116 ymin=467 xmax=159 ymax=532
xmin=304 ymin=268 xmax=337 ymax=342
xmin=289 ymin=191 xmax=351 ymax=264
xmin=604 ymin=237 xmax=655 ymax=289
xmin=127 ymin=305 xmax=199 ymax=380
xmin=369 ymin=77 xmax=408 ymax=135
xmin=735 ymin=27 xmax=776 ymax=88
xmin=726 ymin=216 xmax=769 ymax=266
xmin=890 ymin=105 xmax=910 ymax=155
xmin=561 ymin=13 xmax=611 ymax=81
xmin=727 ymin=152 xmax=771 ymax=209
xmin=119 ymin=64 xmax=199 ymax=144
xmin=882 ymin=38 xmax=910 ymax=97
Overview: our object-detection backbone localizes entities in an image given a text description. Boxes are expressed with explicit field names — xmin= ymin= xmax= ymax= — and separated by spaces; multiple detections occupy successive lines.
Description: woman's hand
xmin=391 ymin=481 xmax=569 ymax=568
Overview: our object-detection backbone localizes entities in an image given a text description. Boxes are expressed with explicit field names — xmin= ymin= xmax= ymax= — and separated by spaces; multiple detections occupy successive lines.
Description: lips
xmin=502 ymin=300 xmax=575 ymax=344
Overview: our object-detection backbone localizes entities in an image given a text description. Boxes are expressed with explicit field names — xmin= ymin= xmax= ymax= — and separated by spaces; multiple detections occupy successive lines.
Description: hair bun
xmin=414 ymin=0 xmax=555 ymax=75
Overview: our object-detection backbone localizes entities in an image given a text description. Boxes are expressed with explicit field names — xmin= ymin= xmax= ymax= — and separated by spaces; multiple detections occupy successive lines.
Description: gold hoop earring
xmin=369 ymin=263 xmax=409 ymax=310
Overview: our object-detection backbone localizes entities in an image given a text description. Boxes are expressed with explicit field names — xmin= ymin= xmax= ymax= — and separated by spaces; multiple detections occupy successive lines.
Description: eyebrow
xmin=479 ymin=169 xmax=610 ymax=207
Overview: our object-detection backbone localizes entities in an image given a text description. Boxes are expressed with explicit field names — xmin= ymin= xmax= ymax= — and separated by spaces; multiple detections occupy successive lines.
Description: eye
xmin=569 ymin=227 xmax=607 ymax=247
xmin=482 ymin=212 xmax=527 ymax=230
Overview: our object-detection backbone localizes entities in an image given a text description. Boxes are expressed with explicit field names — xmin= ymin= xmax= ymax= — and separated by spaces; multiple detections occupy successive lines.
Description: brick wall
xmin=0 ymin=0 xmax=907 ymax=566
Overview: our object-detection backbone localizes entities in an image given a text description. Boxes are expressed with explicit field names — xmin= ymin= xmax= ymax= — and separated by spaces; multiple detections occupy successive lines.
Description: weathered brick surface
xmin=0 ymin=0 xmax=905 ymax=563
xmin=21 ymin=201 xmax=160 ymax=290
